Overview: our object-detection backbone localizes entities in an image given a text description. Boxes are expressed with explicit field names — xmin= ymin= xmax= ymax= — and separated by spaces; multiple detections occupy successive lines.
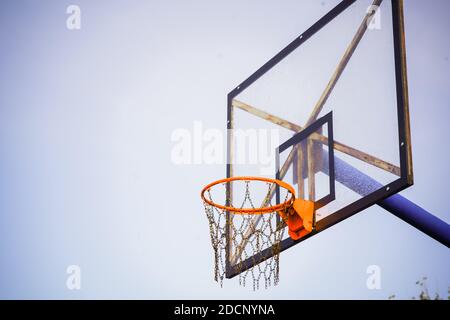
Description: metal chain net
xmin=203 ymin=180 xmax=290 ymax=290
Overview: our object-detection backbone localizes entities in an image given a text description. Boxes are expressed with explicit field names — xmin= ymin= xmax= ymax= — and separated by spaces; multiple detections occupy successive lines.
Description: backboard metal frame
xmin=276 ymin=112 xmax=336 ymax=212
xmin=225 ymin=0 xmax=413 ymax=278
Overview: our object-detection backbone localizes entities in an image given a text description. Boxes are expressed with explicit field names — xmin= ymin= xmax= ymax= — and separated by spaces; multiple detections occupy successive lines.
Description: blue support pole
xmin=379 ymin=194 xmax=450 ymax=247
xmin=328 ymin=154 xmax=450 ymax=248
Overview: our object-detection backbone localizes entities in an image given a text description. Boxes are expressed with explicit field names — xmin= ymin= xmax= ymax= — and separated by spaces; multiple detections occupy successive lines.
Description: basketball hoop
xmin=201 ymin=176 xmax=314 ymax=289
xmin=201 ymin=176 xmax=296 ymax=214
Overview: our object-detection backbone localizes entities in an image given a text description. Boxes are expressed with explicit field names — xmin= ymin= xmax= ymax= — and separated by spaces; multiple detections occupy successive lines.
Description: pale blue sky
xmin=0 ymin=0 xmax=448 ymax=299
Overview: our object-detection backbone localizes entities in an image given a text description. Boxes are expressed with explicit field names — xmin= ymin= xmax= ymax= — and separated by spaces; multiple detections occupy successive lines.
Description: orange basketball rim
xmin=200 ymin=176 xmax=315 ymax=240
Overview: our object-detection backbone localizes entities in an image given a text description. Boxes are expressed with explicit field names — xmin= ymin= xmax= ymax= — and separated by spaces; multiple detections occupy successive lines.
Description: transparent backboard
xmin=225 ymin=0 xmax=413 ymax=278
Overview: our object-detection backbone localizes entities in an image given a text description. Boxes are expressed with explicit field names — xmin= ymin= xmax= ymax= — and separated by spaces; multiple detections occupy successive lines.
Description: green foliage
xmin=388 ymin=276 xmax=449 ymax=300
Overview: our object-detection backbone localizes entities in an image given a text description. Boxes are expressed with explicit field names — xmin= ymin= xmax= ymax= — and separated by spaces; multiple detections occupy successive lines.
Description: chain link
xmin=203 ymin=180 xmax=291 ymax=289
